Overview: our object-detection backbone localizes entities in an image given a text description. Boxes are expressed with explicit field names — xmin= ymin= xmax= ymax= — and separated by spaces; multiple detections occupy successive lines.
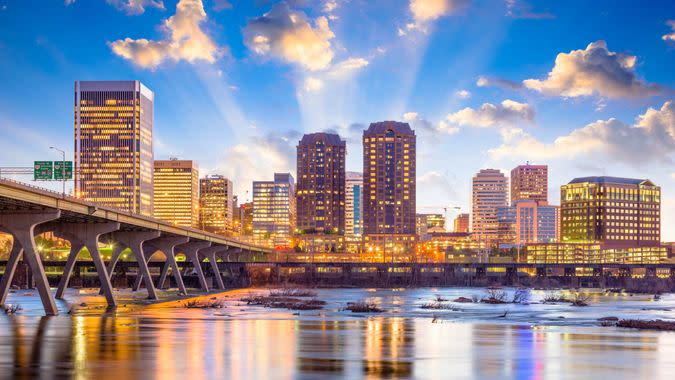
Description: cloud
xmin=444 ymin=99 xmax=534 ymax=128
xmin=402 ymin=112 xmax=440 ymax=136
xmin=304 ymin=77 xmax=324 ymax=92
xmin=212 ymin=0 xmax=232 ymax=12
xmin=489 ymin=100 xmax=675 ymax=165
xmin=523 ymin=41 xmax=661 ymax=98
xmin=505 ymin=0 xmax=554 ymax=20
xmin=455 ymin=89 xmax=470 ymax=99
xmin=418 ymin=171 xmax=459 ymax=200
xmin=476 ymin=75 xmax=523 ymax=90
xmin=64 ymin=0 xmax=75 ymax=5
xmin=244 ymin=2 xmax=335 ymax=71
xmin=409 ymin=0 xmax=470 ymax=24
xmin=323 ymin=0 xmax=338 ymax=13
xmin=109 ymin=0 xmax=222 ymax=68
xmin=213 ymin=130 xmax=301 ymax=196
xmin=106 ymin=0 xmax=165 ymax=15
xmin=663 ymin=20 xmax=675 ymax=43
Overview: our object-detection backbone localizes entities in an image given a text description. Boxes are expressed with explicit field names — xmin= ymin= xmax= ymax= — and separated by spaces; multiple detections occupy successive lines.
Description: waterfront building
xmin=296 ymin=133 xmax=346 ymax=234
xmin=525 ymin=243 xmax=667 ymax=264
xmin=74 ymin=80 xmax=154 ymax=215
xmin=510 ymin=163 xmax=548 ymax=204
xmin=362 ymin=121 xmax=417 ymax=256
xmin=453 ymin=213 xmax=470 ymax=233
xmin=560 ymin=176 xmax=661 ymax=248
xmin=418 ymin=232 xmax=485 ymax=262
xmin=199 ymin=175 xmax=234 ymax=235
xmin=345 ymin=171 xmax=364 ymax=239
xmin=153 ymin=159 xmax=199 ymax=228
xmin=497 ymin=200 xmax=559 ymax=245
xmin=253 ymin=173 xmax=296 ymax=248
xmin=471 ymin=169 xmax=508 ymax=246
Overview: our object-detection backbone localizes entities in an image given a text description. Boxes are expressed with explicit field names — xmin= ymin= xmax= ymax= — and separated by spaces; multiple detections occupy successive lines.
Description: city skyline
xmin=0 ymin=0 xmax=674 ymax=239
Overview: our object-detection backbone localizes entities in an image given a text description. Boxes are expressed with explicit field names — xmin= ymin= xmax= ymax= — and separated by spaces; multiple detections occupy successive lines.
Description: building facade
xmin=199 ymin=175 xmax=234 ymax=235
xmin=362 ymin=121 xmax=416 ymax=254
xmin=153 ymin=159 xmax=199 ymax=228
xmin=74 ymin=80 xmax=154 ymax=215
xmin=471 ymin=169 xmax=508 ymax=246
xmin=510 ymin=164 xmax=548 ymax=204
xmin=453 ymin=213 xmax=470 ymax=233
xmin=239 ymin=202 xmax=253 ymax=237
xmin=497 ymin=200 xmax=559 ymax=245
xmin=416 ymin=213 xmax=446 ymax=241
xmin=561 ymin=176 xmax=661 ymax=248
xmin=253 ymin=173 xmax=296 ymax=248
xmin=345 ymin=171 xmax=364 ymax=239
xmin=296 ymin=133 xmax=346 ymax=234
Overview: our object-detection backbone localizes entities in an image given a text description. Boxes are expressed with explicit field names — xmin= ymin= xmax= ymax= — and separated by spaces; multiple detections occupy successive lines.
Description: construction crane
xmin=417 ymin=205 xmax=462 ymax=231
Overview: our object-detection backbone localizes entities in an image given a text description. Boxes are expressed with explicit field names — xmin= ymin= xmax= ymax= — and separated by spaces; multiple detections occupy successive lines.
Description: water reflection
xmin=0 ymin=315 xmax=674 ymax=379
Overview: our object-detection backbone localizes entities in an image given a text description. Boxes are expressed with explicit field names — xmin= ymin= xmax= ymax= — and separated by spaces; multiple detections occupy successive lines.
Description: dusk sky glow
xmin=1 ymin=0 xmax=674 ymax=239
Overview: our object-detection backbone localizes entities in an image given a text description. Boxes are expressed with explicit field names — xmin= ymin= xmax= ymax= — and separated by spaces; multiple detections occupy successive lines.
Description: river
xmin=1 ymin=287 xmax=674 ymax=379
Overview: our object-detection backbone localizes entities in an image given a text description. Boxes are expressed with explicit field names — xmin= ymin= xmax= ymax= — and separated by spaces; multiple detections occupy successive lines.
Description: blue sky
xmin=0 ymin=0 xmax=674 ymax=239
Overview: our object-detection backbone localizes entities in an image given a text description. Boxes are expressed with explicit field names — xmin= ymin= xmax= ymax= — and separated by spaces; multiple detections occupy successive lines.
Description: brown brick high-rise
xmin=362 ymin=121 xmax=416 ymax=236
xmin=296 ymin=133 xmax=346 ymax=234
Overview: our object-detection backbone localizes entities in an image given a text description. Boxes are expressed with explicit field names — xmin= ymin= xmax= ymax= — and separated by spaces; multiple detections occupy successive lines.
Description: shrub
xmin=269 ymin=288 xmax=317 ymax=298
xmin=481 ymin=289 xmax=508 ymax=304
xmin=569 ymin=292 xmax=591 ymax=307
xmin=345 ymin=301 xmax=383 ymax=313
xmin=183 ymin=299 xmax=225 ymax=309
xmin=511 ymin=289 xmax=530 ymax=304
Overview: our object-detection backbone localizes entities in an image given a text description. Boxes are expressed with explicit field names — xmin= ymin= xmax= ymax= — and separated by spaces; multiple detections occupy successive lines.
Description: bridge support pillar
xmin=645 ymin=267 xmax=656 ymax=277
xmin=0 ymin=211 xmax=61 ymax=315
xmin=148 ymin=237 xmax=189 ymax=295
xmin=175 ymin=241 xmax=212 ymax=292
xmin=224 ymin=248 xmax=243 ymax=262
xmin=564 ymin=267 xmax=575 ymax=277
xmin=51 ymin=222 xmax=120 ymax=308
xmin=536 ymin=267 xmax=546 ymax=277
xmin=108 ymin=231 xmax=160 ymax=299
xmin=0 ymin=239 xmax=23 ymax=306
xmin=198 ymin=246 xmax=227 ymax=290
xmin=593 ymin=267 xmax=603 ymax=277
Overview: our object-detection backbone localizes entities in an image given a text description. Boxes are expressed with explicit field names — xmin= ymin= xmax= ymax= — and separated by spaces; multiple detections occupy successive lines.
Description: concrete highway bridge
xmin=0 ymin=178 xmax=271 ymax=315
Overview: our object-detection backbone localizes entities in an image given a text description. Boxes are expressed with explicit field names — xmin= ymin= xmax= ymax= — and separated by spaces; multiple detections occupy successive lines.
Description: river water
xmin=1 ymin=287 xmax=674 ymax=379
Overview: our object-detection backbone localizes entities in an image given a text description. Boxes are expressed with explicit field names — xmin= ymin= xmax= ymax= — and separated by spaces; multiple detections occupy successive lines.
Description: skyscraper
xmin=362 ymin=121 xmax=416 ymax=253
xmin=453 ymin=213 xmax=470 ymax=233
xmin=471 ymin=169 xmax=508 ymax=245
xmin=296 ymin=133 xmax=346 ymax=234
xmin=511 ymin=163 xmax=548 ymax=204
xmin=561 ymin=176 xmax=661 ymax=248
xmin=345 ymin=171 xmax=364 ymax=239
xmin=153 ymin=159 xmax=199 ymax=228
xmin=253 ymin=173 xmax=296 ymax=247
xmin=199 ymin=175 xmax=234 ymax=235
xmin=74 ymin=80 xmax=154 ymax=215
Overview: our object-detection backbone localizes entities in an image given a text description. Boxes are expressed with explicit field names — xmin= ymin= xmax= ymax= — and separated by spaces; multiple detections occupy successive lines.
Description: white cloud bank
xmin=523 ymin=41 xmax=661 ymax=98
xmin=663 ymin=20 xmax=675 ymax=43
xmin=110 ymin=0 xmax=222 ymax=68
xmin=444 ymin=99 xmax=534 ymax=128
xmin=489 ymin=100 xmax=675 ymax=165
xmin=106 ymin=0 xmax=165 ymax=15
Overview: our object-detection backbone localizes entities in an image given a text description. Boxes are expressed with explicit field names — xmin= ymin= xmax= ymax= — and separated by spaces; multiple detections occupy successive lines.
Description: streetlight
xmin=49 ymin=146 xmax=66 ymax=196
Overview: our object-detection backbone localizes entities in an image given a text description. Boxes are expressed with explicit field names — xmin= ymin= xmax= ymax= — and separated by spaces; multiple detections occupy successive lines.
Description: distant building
xmin=74 ymin=80 xmax=154 ymax=215
xmin=497 ymin=200 xmax=558 ymax=245
xmin=296 ymin=133 xmax=346 ymax=234
xmin=561 ymin=176 xmax=661 ymax=248
xmin=453 ymin=213 xmax=470 ymax=233
xmin=239 ymin=202 xmax=253 ymax=237
xmin=253 ymin=173 xmax=296 ymax=248
xmin=526 ymin=243 xmax=667 ymax=264
xmin=153 ymin=159 xmax=199 ymax=228
xmin=362 ymin=121 xmax=416 ymax=255
xmin=345 ymin=172 xmax=364 ymax=239
xmin=199 ymin=175 xmax=234 ymax=235
xmin=471 ymin=169 xmax=508 ymax=246
xmin=510 ymin=163 xmax=548 ymax=204
xmin=416 ymin=213 xmax=446 ymax=241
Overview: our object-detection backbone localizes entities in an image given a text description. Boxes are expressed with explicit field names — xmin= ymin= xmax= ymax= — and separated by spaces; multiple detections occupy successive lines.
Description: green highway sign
xmin=34 ymin=161 xmax=53 ymax=180
xmin=53 ymin=161 xmax=73 ymax=180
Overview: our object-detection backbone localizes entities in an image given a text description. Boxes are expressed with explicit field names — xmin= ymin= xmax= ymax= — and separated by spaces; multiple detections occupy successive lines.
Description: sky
xmin=0 ymin=0 xmax=674 ymax=239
